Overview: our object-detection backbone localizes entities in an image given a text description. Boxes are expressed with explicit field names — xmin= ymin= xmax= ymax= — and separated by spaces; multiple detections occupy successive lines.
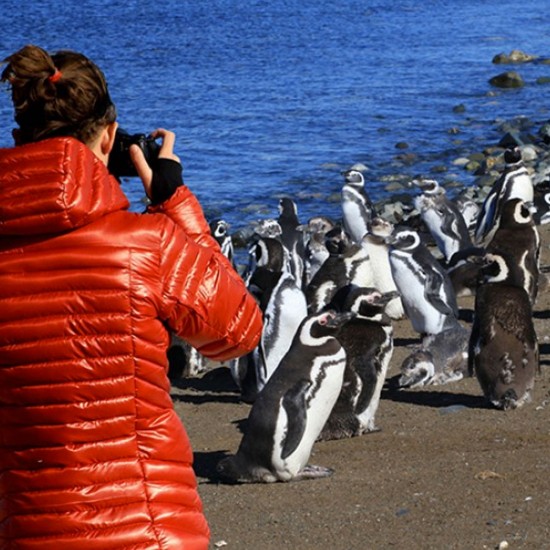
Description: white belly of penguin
xmin=271 ymin=350 xmax=346 ymax=480
xmin=391 ymin=255 xmax=446 ymax=334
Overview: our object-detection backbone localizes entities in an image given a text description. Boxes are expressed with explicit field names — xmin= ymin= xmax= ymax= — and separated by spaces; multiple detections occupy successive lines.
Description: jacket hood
xmin=0 ymin=137 xmax=129 ymax=236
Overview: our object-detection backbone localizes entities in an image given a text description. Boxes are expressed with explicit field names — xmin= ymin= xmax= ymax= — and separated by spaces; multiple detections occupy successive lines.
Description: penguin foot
xmin=294 ymin=464 xmax=334 ymax=481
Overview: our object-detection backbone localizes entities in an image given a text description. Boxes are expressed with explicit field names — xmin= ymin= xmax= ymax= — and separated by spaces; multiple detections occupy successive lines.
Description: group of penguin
xmin=180 ymin=145 xmax=544 ymax=484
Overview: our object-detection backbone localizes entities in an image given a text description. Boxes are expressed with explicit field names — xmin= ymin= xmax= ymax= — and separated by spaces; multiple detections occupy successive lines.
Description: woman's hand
xmin=130 ymin=128 xmax=181 ymax=200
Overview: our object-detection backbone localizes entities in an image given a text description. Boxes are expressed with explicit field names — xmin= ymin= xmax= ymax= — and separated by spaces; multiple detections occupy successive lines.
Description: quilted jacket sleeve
xmin=153 ymin=186 xmax=262 ymax=361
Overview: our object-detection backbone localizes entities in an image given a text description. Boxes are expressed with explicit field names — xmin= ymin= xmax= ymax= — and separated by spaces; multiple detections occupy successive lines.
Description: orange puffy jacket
xmin=0 ymin=137 xmax=262 ymax=549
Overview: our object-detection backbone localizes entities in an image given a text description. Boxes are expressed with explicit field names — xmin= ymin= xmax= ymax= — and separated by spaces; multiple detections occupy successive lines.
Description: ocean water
xmin=0 ymin=0 xmax=548 ymax=231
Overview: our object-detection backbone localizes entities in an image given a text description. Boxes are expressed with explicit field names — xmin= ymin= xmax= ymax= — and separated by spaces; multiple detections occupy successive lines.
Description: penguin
xmin=445 ymin=246 xmax=486 ymax=297
xmin=302 ymin=216 xmax=336 ymax=286
xmin=318 ymin=285 xmax=396 ymax=441
xmin=209 ymin=218 xmax=235 ymax=267
xmin=532 ymin=188 xmax=550 ymax=225
xmin=232 ymin=236 xmax=287 ymax=403
xmin=410 ymin=178 xmax=473 ymax=263
xmin=306 ymin=227 xmax=374 ymax=313
xmin=243 ymin=236 xmax=286 ymax=309
xmin=454 ymin=194 xmax=480 ymax=231
xmin=398 ymin=323 xmax=470 ymax=388
xmin=255 ymin=270 xmax=308 ymax=393
xmin=252 ymin=218 xmax=283 ymax=240
xmin=216 ymin=309 xmax=355 ymax=483
xmin=277 ymin=197 xmax=305 ymax=283
xmin=167 ymin=334 xmax=209 ymax=380
xmin=468 ymin=252 xmax=539 ymax=410
xmin=486 ymin=198 xmax=540 ymax=305
xmin=341 ymin=168 xmax=376 ymax=243
xmin=360 ymin=217 xmax=405 ymax=320
xmin=474 ymin=146 xmax=534 ymax=246
xmin=387 ymin=227 xmax=459 ymax=335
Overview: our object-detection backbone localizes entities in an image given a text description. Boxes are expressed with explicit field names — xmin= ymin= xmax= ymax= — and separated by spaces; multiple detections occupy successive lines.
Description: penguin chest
xmin=342 ymin=195 xmax=369 ymax=241
xmin=271 ymin=349 xmax=347 ymax=479
xmin=259 ymin=283 xmax=308 ymax=387
xmin=390 ymin=254 xmax=445 ymax=333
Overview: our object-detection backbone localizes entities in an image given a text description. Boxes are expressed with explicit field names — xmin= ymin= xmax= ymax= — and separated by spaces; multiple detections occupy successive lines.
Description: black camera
xmin=108 ymin=128 xmax=161 ymax=178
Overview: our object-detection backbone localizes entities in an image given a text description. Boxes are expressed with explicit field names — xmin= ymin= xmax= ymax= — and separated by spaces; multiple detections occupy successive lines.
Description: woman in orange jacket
xmin=0 ymin=45 xmax=262 ymax=549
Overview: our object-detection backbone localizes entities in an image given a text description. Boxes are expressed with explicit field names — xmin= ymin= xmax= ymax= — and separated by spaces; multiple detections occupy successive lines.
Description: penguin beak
xmin=324 ymin=311 xmax=356 ymax=328
xmin=380 ymin=290 xmax=400 ymax=303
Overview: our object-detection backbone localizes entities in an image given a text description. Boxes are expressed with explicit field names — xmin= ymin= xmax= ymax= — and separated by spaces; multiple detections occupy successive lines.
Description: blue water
xmin=0 ymin=0 xmax=548 ymax=231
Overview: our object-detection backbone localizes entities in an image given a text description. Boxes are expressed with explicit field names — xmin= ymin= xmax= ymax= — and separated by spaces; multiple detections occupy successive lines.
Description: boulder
xmin=492 ymin=50 xmax=538 ymax=64
xmin=489 ymin=71 xmax=525 ymax=88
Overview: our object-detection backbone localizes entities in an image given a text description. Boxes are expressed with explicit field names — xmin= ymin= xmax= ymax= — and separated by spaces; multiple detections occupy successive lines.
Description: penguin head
xmin=385 ymin=228 xmax=421 ymax=252
xmin=342 ymin=169 xmax=365 ymax=188
xmin=478 ymin=252 xmax=510 ymax=284
xmin=499 ymin=198 xmax=534 ymax=229
xmin=504 ymin=146 xmax=522 ymax=165
xmin=249 ymin=237 xmax=286 ymax=272
xmin=209 ymin=219 xmax=229 ymax=239
xmin=328 ymin=284 xmax=398 ymax=320
xmin=278 ymin=197 xmax=299 ymax=222
xmin=409 ymin=178 xmax=444 ymax=196
xmin=305 ymin=215 xmax=336 ymax=236
xmin=325 ymin=226 xmax=353 ymax=255
xmin=252 ymin=219 xmax=283 ymax=239
xmin=368 ymin=217 xmax=394 ymax=239
xmin=301 ymin=310 xmax=355 ymax=345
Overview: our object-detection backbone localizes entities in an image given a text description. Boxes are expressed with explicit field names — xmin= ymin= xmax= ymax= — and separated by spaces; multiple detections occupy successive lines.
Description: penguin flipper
xmin=424 ymin=270 xmax=454 ymax=315
xmin=281 ymin=379 xmax=312 ymax=460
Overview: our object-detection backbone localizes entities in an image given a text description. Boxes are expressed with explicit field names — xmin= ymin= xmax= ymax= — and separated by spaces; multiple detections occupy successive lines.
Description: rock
xmin=489 ymin=71 xmax=525 ymax=88
xmin=536 ymin=76 xmax=550 ymax=85
xmin=395 ymin=141 xmax=409 ymax=149
xmin=492 ymin=49 xmax=538 ymax=64
xmin=453 ymin=103 xmax=466 ymax=113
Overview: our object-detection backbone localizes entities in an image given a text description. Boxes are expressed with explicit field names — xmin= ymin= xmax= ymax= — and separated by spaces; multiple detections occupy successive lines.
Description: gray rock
xmin=492 ymin=50 xmax=538 ymax=64
xmin=489 ymin=71 xmax=525 ymax=88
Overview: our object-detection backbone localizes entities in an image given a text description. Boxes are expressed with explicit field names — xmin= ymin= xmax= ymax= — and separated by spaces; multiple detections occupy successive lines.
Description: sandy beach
xmin=171 ymin=216 xmax=550 ymax=549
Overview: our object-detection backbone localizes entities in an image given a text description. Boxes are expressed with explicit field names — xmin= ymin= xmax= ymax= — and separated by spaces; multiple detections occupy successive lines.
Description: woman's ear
xmin=101 ymin=122 xmax=118 ymax=155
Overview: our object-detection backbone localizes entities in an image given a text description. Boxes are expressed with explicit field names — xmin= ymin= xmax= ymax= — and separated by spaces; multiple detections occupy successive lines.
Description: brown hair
xmin=1 ymin=44 xmax=116 ymax=145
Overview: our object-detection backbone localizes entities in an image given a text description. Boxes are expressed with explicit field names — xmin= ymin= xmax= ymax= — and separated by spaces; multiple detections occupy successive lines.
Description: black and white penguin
xmin=387 ymin=227 xmax=459 ymax=335
xmin=251 ymin=218 xmax=283 ymax=240
xmin=167 ymin=335 xmax=208 ymax=381
xmin=398 ymin=323 xmax=470 ymax=388
xmin=486 ymin=198 xmax=540 ymax=305
xmin=445 ymin=246 xmax=486 ymax=297
xmin=341 ymin=168 xmax=376 ymax=243
xmin=302 ymin=216 xmax=336 ymax=286
xmin=278 ymin=197 xmax=305 ymax=284
xmin=410 ymin=178 xmax=473 ymax=263
xmin=232 ymin=236 xmax=288 ymax=403
xmin=243 ymin=236 xmax=287 ymax=308
xmin=469 ymin=252 xmax=539 ymax=410
xmin=454 ymin=194 xmax=480 ymax=232
xmin=306 ymin=226 xmax=374 ymax=313
xmin=360 ymin=217 xmax=405 ymax=320
xmin=217 ymin=310 xmax=355 ymax=483
xmin=209 ymin=218 xmax=235 ymax=267
xmin=255 ymin=270 xmax=308 ymax=393
xmin=474 ymin=147 xmax=534 ymax=246
xmin=318 ymin=285 xmax=396 ymax=441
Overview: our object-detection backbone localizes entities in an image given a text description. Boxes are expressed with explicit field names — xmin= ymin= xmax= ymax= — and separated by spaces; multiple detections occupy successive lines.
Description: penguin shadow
xmin=383 ymin=375 xmax=489 ymax=410
xmin=538 ymin=343 xmax=550 ymax=367
xmin=393 ymin=337 xmax=419 ymax=348
xmin=458 ymin=308 xmax=474 ymax=323
xmin=193 ymin=450 xmax=241 ymax=484
xmin=170 ymin=366 xmax=243 ymax=405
